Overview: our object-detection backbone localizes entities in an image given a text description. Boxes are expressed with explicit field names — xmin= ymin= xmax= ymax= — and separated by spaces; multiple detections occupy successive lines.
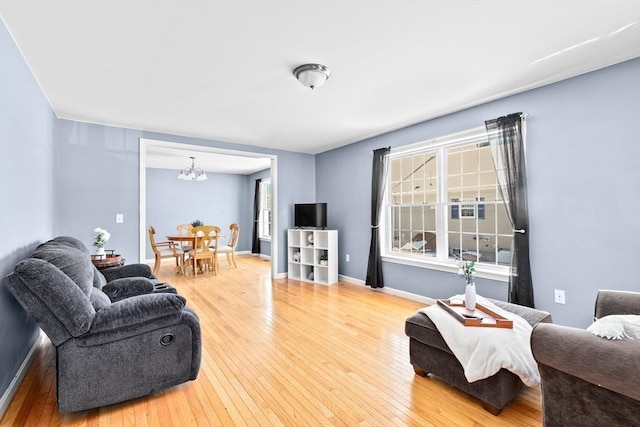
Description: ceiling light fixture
xmin=178 ymin=156 xmax=207 ymax=181
xmin=293 ymin=63 xmax=331 ymax=90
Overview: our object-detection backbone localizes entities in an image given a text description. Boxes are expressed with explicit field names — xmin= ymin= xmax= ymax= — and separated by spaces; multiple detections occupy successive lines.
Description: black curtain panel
xmin=366 ymin=147 xmax=390 ymax=289
xmin=485 ymin=113 xmax=534 ymax=308
xmin=251 ymin=179 xmax=261 ymax=254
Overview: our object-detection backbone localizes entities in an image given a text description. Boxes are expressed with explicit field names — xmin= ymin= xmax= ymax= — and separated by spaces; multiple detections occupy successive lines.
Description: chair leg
xmin=231 ymin=251 xmax=236 ymax=268
xmin=153 ymin=255 xmax=161 ymax=275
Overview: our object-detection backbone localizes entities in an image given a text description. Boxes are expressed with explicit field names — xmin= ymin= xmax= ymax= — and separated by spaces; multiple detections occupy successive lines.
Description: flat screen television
xmin=294 ymin=203 xmax=327 ymax=229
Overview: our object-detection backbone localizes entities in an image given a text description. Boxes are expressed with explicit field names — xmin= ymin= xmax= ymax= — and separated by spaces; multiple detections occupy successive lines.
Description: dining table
xmin=166 ymin=233 xmax=224 ymax=275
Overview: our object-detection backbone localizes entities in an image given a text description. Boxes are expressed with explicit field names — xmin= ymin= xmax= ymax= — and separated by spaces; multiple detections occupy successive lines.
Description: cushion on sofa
xmin=89 ymin=288 xmax=112 ymax=311
xmin=13 ymin=258 xmax=95 ymax=337
xmin=31 ymin=245 xmax=94 ymax=296
xmin=587 ymin=315 xmax=640 ymax=340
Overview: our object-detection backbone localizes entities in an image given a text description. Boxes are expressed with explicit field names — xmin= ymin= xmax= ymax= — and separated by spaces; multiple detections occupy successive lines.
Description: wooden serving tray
xmin=437 ymin=299 xmax=513 ymax=329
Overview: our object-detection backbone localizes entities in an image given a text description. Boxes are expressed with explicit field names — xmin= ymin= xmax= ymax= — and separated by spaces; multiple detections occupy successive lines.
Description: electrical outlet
xmin=346 ymin=254 xmax=350 ymax=262
xmin=554 ymin=289 xmax=566 ymax=304
xmin=116 ymin=214 xmax=124 ymax=223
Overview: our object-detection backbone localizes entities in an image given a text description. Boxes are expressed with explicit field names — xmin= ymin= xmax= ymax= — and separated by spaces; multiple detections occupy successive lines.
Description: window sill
xmin=259 ymin=237 xmax=271 ymax=242
xmin=381 ymin=253 xmax=509 ymax=283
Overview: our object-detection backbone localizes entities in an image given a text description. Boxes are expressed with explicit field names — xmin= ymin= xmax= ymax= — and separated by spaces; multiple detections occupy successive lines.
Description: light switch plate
xmin=116 ymin=214 xmax=124 ymax=223
xmin=554 ymin=289 xmax=566 ymax=304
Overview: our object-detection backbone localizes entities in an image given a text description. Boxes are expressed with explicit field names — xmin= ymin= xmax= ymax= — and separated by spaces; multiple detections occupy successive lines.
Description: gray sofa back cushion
xmin=2 ymin=273 xmax=73 ymax=345
xmin=32 ymin=245 xmax=94 ymax=296
xmin=13 ymin=258 xmax=95 ymax=340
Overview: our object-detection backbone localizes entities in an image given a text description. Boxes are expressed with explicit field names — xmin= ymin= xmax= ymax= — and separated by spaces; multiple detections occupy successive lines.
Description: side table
xmin=91 ymin=250 xmax=126 ymax=270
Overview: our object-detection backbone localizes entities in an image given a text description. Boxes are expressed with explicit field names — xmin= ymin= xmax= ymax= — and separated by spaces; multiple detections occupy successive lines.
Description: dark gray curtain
xmin=251 ymin=179 xmax=261 ymax=254
xmin=485 ymin=113 xmax=534 ymax=307
xmin=366 ymin=147 xmax=390 ymax=289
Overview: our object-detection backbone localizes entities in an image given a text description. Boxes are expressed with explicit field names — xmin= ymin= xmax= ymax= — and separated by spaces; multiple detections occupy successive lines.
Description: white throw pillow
xmin=587 ymin=315 xmax=640 ymax=340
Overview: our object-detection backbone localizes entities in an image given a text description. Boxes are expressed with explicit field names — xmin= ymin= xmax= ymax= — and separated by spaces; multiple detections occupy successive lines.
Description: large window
xmin=258 ymin=179 xmax=272 ymax=239
xmin=384 ymin=128 xmax=512 ymax=274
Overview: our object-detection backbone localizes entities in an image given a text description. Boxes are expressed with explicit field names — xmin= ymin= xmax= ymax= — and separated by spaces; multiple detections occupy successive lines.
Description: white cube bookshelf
xmin=287 ymin=229 xmax=338 ymax=285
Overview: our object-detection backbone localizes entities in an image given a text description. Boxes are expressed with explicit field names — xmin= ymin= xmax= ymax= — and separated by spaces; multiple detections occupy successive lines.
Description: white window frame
xmin=258 ymin=179 xmax=272 ymax=240
xmin=381 ymin=126 xmax=510 ymax=282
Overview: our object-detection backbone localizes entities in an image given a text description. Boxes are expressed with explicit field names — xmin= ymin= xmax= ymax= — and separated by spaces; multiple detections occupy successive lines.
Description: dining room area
xmin=148 ymin=222 xmax=240 ymax=277
xmin=142 ymin=141 xmax=274 ymax=277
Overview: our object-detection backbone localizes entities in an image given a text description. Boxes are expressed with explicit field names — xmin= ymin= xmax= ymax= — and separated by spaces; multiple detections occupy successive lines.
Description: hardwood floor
xmin=1 ymin=256 xmax=542 ymax=426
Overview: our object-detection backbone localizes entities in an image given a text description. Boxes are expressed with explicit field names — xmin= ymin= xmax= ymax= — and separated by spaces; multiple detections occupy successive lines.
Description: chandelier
xmin=178 ymin=157 xmax=208 ymax=181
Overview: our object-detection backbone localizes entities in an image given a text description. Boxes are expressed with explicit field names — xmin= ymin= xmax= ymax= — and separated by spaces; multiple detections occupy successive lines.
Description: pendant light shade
xmin=293 ymin=63 xmax=331 ymax=90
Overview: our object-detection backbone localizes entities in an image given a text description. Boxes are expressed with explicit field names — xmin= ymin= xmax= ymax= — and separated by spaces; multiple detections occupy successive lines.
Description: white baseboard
xmin=338 ymin=274 xmax=436 ymax=306
xmin=0 ymin=331 xmax=44 ymax=419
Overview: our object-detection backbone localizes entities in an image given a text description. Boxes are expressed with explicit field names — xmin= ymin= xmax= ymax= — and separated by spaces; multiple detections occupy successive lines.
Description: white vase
xmin=465 ymin=282 xmax=477 ymax=311
xmin=95 ymin=247 xmax=106 ymax=258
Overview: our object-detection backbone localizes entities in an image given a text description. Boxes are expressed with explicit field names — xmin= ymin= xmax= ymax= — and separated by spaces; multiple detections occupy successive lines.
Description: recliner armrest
xmin=90 ymin=293 xmax=186 ymax=334
xmin=102 ymin=277 xmax=156 ymax=302
xmin=100 ymin=263 xmax=155 ymax=281
xmin=531 ymin=323 xmax=640 ymax=401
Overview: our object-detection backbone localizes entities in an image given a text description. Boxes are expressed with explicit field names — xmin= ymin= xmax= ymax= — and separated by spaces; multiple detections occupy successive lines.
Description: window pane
xmin=385 ymin=130 xmax=513 ymax=268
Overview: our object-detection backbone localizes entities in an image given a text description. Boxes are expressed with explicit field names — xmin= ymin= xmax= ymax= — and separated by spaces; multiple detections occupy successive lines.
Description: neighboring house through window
xmin=383 ymin=127 xmax=513 ymax=277
xmin=259 ymin=179 xmax=272 ymax=239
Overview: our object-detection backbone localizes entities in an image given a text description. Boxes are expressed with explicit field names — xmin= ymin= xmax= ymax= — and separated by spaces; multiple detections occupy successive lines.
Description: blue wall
xmin=145 ymin=168 xmax=250 ymax=258
xmin=53 ymin=120 xmax=315 ymax=273
xmin=316 ymin=58 xmax=640 ymax=328
xmin=0 ymin=19 xmax=54 ymax=401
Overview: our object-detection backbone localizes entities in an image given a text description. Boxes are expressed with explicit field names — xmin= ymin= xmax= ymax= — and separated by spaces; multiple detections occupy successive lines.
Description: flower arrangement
xmin=191 ymin=219 xmax=204 ymax=227
xmin=93 ymin=228 xmax=111 ymax=249
xmin=458 ymin=261 xmax=475 ymax=285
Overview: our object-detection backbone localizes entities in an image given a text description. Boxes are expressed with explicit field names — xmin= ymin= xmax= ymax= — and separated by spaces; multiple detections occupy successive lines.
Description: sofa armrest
xmin=595 ymin=290 xmax=640 ymax=319
xmin=102 ymin=277 xmax=156 ymax=302
xmin=489 ymin=298 xmax=552 ymax=326
xmin=531 ymin=323 xmax=640 ymax=401
xmin=99 ymin=263 xmax=155 ymax=281
xmin=90 ymin=293 xmax=186 ymax=334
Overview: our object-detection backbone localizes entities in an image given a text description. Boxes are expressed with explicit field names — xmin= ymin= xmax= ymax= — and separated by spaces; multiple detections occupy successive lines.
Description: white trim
xmin=389 ymin=126 xmax=486 ymax=157
xmin=139 ymin=138 xmax=279 ymax=280
xmin=0 ymin=332 xmax=44 ymax=419
xmin=338 ymin=274 xmax=437 ymax=306
xmin=381 ymin=254 xmax=509 ymax=282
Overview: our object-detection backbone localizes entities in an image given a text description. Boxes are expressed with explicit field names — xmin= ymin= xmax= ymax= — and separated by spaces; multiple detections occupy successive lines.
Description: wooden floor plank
xmin=1 ymin=255 xmax=542 ymax=426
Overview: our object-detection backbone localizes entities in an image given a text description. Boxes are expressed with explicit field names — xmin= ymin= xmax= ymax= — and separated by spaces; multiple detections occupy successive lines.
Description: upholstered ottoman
xmin=405 ymin=299 xmax=551 ymax=414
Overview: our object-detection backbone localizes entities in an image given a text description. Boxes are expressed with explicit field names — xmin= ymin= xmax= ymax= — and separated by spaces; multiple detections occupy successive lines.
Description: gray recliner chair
xmin=2 ymin=236 xmax=201 ymax=413
xmin=531 ymin=290 xmax=640 ymax=426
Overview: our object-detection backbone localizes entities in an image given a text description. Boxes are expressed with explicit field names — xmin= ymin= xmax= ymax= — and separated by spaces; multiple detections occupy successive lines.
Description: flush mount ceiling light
xmin=293 ymin=63 xmax=331 ymax=90
xmin=178 ymin=156 xmax=207 ymax=181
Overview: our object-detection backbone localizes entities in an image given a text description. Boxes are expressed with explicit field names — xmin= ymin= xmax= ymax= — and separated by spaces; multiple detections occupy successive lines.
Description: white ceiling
xmin=1 ymin=0 xmax=639 ymax=158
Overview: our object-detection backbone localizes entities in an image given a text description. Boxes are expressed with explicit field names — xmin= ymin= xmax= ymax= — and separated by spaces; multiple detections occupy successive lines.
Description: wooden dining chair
xmin=148 ymin=226 xmax=184 ymax=275
xmin=186 ymin=225 xmax=220 ymax=277
xmin=176 ymin=223 xmax=194 ymax=252
xmin=216 ymin=223 xmax=240 ymax=268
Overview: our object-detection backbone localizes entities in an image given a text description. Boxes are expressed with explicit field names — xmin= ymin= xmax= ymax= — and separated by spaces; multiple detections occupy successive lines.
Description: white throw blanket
xmin=419 ymin=295 xmax=540 ymax=386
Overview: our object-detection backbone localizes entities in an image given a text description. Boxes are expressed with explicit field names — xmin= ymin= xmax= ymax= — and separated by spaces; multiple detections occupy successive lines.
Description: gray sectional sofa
xmin=2 ymin=236 xmax=201 ymax=413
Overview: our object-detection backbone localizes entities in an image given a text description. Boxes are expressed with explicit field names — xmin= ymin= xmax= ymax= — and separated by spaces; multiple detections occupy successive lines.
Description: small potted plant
xmin=191 ymin=219 xmax=204 ymax=228
xmin=319 ymin=253 xmax=328 ymax=265
xmin=93 ymin=227 xmax=110 ymax=258
xmin=458 ymin=261 xmax=476 ymax=311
